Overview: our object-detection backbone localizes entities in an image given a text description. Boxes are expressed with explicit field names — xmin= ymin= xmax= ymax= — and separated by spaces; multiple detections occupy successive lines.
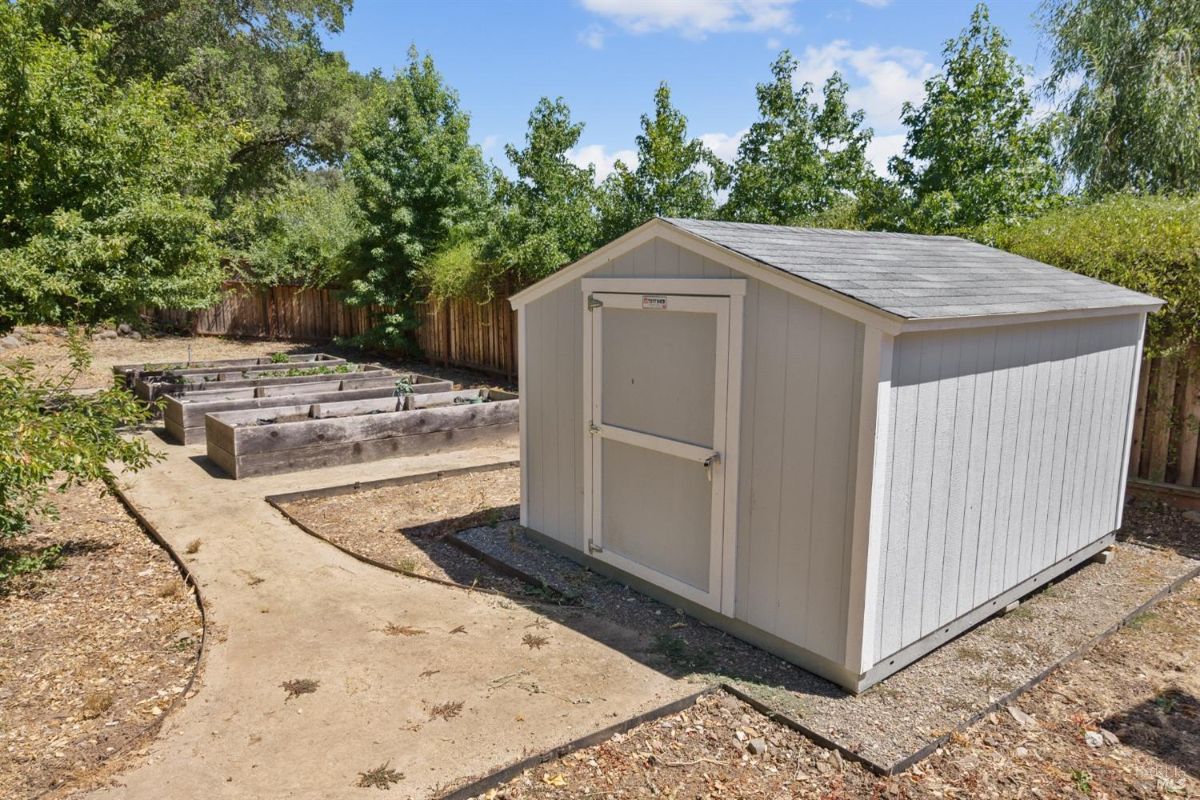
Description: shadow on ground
xmin=1105 ymin=690 xmax=1200 ymax=779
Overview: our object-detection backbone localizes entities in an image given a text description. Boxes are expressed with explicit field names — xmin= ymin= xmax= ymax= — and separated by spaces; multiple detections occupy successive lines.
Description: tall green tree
xmin=891 ymin=3 xmax=1058 ymax=231
xmin=724 ymin=53 xmax=874 ymax=224
xmin=0 ymin=5 xmax=240 ymax=329
xmin=343 ymin=48 xmax=490 ymax=346
xmin=489 ymin=98 xmax=599 ymax=286
xmin=30 ymin=0 xmax=364 ymax=202
xmin=1042 ymin=0 xmax=1200 ymax=194
xmin=598 ymin=82 xmax=727 ymax=241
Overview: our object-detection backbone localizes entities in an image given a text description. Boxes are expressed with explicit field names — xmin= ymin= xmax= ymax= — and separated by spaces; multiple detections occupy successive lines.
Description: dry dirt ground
xmin=0 ymin=485 xmax=202 ymax=799
xmin=278 ymin=466 xmax=525 ymax=593
xmin=483 ymin=575 xmax=1200 ymax=800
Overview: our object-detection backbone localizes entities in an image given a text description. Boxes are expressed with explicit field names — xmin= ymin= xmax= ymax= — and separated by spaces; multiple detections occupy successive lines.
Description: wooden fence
xmin=1128 ymin=348 xmax=1200 ymax=490
xmin=155 ymin=283 xmax=517 ymax=377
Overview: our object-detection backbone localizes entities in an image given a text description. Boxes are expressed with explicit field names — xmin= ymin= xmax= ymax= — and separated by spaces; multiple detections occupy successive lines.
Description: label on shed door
xmin=641 ymin=295 xmax=668 ymax=310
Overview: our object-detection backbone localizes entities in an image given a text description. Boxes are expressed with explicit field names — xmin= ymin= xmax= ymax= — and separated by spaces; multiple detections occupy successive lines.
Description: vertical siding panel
xmin=1028 ymin=329 xmax=1066 ymax=574
xmin=701 ymin=256 xmax=733 ymax=278
xmin=655 ymin=239 xmax=680 ymax=276
xmin=939 ymin=332 xmax=979 ymax=624
xmin=555 ymin=287 xmax=575 ymax=539
xmin=745 ymin=285 xmax=790 ymax=631
xmin=1042 ymin=323 xmax=1082 ymax=568
xmin=776 ymin=297 xmax=820 ymax=646
xmin=1059 ymin=322 xmax=1101 ymax=560
xmin=525 ymin=300 xmax=546 ymax=534
xmin=809 ymin=311 xmax=858 ymax=661
xmin=632 ymin=241 xmax=654 ymax=276
xmin=678 ymin=246 xmax=703 ymax=277
xmin=1014 ymin=329 xmax=1052 ymax=582
xmin=878 ymin=341 xmax=919 ymax=657
xmin=1079 ymin=327 xmax=1116 ymax=544
xmin=987 ymin=328 xmax=1025 ymax=599
xmin=921 ymin=339 xmax=960 ymax=635
xmin=958 ymin=329 xmax=997 ymax=616
xmin=900 ymin=336 xmax=942 ymax=646
xmin=1099 ymin=336 xmax=1137 ymax=531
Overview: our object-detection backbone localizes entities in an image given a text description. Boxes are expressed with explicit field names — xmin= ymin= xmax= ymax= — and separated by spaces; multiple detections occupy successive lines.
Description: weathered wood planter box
xmin=205 ymin=388 xmax=519 ymax=479
xmin=162 ymin=372 xmax=453 ymax=444
xmin=113 ymin=353 xmax=341 ymax=389
xmin=131 ymin=355 xmax=353 ymax=402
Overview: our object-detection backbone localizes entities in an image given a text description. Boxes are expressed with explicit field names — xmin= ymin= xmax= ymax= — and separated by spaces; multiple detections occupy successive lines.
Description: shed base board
xmin=521 ymin=527 xmax=1118 ymax=694
xmin=861 ymin=531 xmax=1117 ymax=689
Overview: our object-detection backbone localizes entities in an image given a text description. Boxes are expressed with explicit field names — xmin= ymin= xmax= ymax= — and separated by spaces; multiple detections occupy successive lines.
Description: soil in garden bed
xmin=276 ymin=466 xmax=530 ymax=595
xmin=479 ymin=575 xmax=1200 ymax=799
xmin=0 ymin=483 xmax=202 ymax=798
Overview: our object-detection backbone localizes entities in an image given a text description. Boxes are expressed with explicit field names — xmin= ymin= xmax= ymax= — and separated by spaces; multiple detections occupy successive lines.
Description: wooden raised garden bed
xmin=204 ymin=388 xmax=519 ymax=479
xmin=162 ymin=372 xmax=453 ymax=444
xmin=131 ymin=355 xmax=353 ymax=402
xmin=113 ymin=353 xmax=342 ymax=389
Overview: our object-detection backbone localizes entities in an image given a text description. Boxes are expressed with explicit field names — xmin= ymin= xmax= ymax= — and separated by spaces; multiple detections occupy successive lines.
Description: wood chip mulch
xmin=279 ymin=467 xmax=524 ymax=593
xmin=0 ymin=483 xmax=202 ymax=799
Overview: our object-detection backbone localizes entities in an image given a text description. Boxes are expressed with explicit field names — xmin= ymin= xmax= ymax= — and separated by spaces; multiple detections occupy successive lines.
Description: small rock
xmin=1183 ymin=510 xmax=1200 ymax=524
xmin=94 ymin=329 xmax=118 ymax=340
xmin=117 ymin=322 xmax=133 ymax=335
xmin=1015 ymin=746 xmax=1029 ymax=758
xmin=1007 ymin=705 xmax=1037 ymax=728
xmin=747 ymin=738 xmax=767 ymax=756
xmin=735 ymin=730 xmax=747 ymax=742
xmin=1 ymin=334 xmax=22 ymax=348
xmin=1100 ymin=729 xmax=1120 ymax=746
xmin=1084 ymin=731 xmax=1104 ymax=748
xmin=128 ymin=331 xmax=142 ymax=340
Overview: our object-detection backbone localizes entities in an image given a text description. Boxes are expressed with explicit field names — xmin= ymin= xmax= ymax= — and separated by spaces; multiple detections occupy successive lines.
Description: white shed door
xmin=584 ymin=290 xmax=736 ymax=613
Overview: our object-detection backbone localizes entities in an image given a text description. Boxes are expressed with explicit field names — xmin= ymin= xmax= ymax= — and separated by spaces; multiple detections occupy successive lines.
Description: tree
xmin=598 ymin=83 xmax=727 ymax=241
xmin=30 ymin=0 xmax=365 ymax=203
xmin=890 ymin=3 xmax=1059 ymax=231
xmin=489 ymin=98 xmax=600 ymax=286
xmin=724 ymin=53 xmax=874 ymax=225
xmin=0 ymin=5 xmax=240 ymax=329
xmin=224 ymin=170 xmax=359 ymax=287
xmin=1 ymin=333 xmax=157 ymax=586
xmin=343 ymin=49 xmax=491 ymax=346
xmin=1042 ymin=0 xmax=1200 ymax=194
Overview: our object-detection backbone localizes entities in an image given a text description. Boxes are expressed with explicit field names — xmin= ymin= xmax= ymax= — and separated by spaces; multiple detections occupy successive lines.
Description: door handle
xmin=703 ymin=452 xmax=721 ymax=481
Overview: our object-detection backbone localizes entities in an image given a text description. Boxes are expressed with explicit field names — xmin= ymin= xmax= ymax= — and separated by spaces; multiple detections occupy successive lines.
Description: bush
xmin=0 ymin=334 xmax=158 ymax=568
xmin=972 ymin=194 xmax=1200 ymax=355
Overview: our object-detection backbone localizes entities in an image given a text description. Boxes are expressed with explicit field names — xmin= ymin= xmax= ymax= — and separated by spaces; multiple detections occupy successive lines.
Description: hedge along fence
xmin=976 ymin=194 xmax=1200 ymax=494
xmin=154 ymin=282 xmax=518 ymax=377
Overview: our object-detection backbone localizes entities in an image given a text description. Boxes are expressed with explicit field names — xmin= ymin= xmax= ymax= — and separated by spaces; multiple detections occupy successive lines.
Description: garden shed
xmin=509 ymin=217 xmax=1162 ymax=692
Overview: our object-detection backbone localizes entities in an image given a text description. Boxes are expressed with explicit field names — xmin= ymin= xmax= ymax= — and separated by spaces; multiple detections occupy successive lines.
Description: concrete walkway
xmin=86 ymin=435 xmax=690 ymax=799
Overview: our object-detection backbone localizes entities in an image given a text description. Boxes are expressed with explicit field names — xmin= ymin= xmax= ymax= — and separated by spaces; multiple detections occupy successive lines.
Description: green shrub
xmin=972 ymin=195 xmax=1200 ymax=355
xmin=0 ymin=333 xmax=158 ymax=566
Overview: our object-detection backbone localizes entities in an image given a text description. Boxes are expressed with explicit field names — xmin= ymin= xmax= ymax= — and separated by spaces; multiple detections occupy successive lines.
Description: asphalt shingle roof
xmin=664 ymin=218 xmax=1160 ymax=320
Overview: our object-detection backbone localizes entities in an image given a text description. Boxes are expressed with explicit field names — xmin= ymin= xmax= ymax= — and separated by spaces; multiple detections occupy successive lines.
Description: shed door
xmin=584 ymin=290 xmax=736 ymax=613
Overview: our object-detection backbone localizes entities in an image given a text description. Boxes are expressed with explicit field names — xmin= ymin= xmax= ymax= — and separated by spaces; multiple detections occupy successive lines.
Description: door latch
xmin=588 ymin=421 xmax=600 ymax=435
xmin=587 ymin=538 xmax=604 ymax=554
xmin=587 ymin=295 xmax=603 ymax=311
xmin=703 ymin=452 xmax=721 ymax=481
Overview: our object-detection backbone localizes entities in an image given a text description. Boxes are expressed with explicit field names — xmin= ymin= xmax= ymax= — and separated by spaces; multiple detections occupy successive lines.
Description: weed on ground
xmin=281 ymin=678 xmax=319 ymax=701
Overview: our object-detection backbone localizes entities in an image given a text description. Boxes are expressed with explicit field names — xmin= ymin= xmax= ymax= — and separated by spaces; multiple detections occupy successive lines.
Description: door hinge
xmin=588 ymin=422 xmax=600 ymax=435
xmin=587 ymin=294 xmax=603 ymax=311
xmin=587 ymin=538 xmax=604 ymax=554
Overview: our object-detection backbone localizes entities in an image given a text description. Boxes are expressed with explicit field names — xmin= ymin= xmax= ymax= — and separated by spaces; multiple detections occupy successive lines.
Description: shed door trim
xmin=582 ymin=281 xmax=743 ymax=616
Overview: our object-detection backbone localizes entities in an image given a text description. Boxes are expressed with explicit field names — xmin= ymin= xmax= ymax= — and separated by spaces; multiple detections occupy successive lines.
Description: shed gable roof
xmin=662 ymin=218 xmax=1161 ymax=321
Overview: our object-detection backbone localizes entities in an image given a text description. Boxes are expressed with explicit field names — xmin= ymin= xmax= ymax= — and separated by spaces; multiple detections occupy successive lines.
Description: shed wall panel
xmin=522 ymin=238 xmax=863 ymax=665
xmin=871 ymin=314 xmax=1142 ymax=661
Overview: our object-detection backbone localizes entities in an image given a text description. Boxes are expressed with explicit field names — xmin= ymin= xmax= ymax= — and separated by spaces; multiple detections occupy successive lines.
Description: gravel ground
xmin=479 ymin=576 xmax=1199 ymax=799
xmin=0 ymin=485 xmax=202 ymax=799
xmin=277 ymin=467 xmax=528 ymax=595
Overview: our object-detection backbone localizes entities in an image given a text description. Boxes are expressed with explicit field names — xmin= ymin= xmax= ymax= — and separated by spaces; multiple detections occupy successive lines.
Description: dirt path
xmin=78 ymin=436 xmax=690 ymax=799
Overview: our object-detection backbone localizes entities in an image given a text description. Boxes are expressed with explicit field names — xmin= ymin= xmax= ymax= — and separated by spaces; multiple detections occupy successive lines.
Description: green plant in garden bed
xmin=0 ymin=332 xmax=158 ymax=587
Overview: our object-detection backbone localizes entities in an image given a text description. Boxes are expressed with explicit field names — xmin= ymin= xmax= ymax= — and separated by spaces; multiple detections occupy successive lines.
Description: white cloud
xmin=765 ymin=36 xmax=782 ymax=50
xmin=579 ymin=0 xmax=799 ymax=39
xmin=700 ymin=128 xmax=748 ymax=164
xmin=480 ymin=134 xmax=499 ymax=153
xmin=856 ymin=0 xmax=892 ymax=7
xmin=578 ymin=24 xmax=606 ymax=50
xmin=568 ymin=144 xmax=639 ymax=182
xmin=791 ymin=40 xmax=934 ymax=174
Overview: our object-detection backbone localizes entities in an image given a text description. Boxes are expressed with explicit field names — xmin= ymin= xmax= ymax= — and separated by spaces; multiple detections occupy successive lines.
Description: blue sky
xmin=328 ymin=0 xmax=1047 ymax=178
